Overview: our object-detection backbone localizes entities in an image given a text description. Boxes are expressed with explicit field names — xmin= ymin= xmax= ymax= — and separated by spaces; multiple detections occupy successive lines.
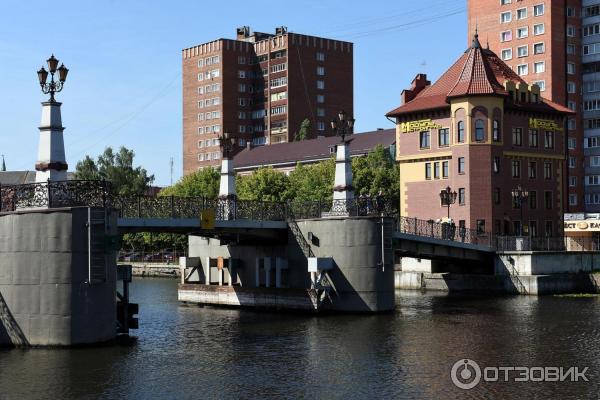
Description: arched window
xmin=475 ymin=119 xmax=485 ymax=141
xmin=493 ymin=120 xmax=501 ymax=142
xmin=457 ymin=121 xmax=465 ymax=142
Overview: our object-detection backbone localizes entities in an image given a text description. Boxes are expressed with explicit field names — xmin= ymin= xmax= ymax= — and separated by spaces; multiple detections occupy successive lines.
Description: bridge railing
xmin=397 ymin=216 xmax=492 ymax=248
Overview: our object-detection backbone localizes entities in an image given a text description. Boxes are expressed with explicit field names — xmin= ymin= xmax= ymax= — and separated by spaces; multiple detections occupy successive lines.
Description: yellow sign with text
xmin=529 ymin=118 xmax=563 ymax=132
xmin=200 ymin=208 xmax=215 ymax=230
xmin=400 ymin=119 xmax=443 ymax=133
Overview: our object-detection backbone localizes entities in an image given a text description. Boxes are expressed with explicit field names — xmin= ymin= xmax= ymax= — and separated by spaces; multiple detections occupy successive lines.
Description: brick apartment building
xmin=182 ymin=26 xmax=353 ymax=174
xmin=468 ymin=0 xmax=584 ymax=213
xmin=386 ymin=34 xmax=573 ymax=237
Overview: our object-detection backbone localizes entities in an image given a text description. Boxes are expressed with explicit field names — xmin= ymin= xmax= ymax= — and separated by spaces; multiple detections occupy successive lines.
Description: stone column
xmin=218 ymin=158 xmax=236 ymax=220
xmin=35 ymin=101 xmax=68 ymax=182
xmin=333 ymin=142 xmax=354 ymax=201
xmin=275 ymin=257 xmax=288 ymax=288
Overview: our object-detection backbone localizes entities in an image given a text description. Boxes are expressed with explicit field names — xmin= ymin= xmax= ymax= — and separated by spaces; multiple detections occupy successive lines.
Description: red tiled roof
xmin=233 ymin=129 xmax=395 ymax=170
xmin=386 ymin=35 xmax=573 ymax=118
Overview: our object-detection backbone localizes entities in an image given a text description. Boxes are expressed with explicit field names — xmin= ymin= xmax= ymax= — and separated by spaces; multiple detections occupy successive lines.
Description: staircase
xmin=286 ymin=216 xmax=337 ymax=308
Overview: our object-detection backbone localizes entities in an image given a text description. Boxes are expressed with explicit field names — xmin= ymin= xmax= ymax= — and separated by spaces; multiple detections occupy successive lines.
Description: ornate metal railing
xmin=288 ymin=197 xmax=399 ymax=219
xmin=397 ymin=216 xmax=493 ymax=248
xmin=0 ymin=180 xmax=111 ymax=211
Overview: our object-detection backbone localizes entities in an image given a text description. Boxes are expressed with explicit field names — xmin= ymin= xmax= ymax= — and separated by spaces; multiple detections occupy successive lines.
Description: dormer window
xmin=520 ymin=92 xmax=527 ymax=102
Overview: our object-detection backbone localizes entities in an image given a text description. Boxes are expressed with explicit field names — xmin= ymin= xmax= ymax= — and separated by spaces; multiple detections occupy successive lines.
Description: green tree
xmin=160 ymin=167 xmax=220 ymax=198
xmin=236 ymin=167 xmax=290 ymax=202
xmin=287 ymin=157 xmax=335 ymax=201
xmin=74 ymin=146 xmax=154 ymax=195
xmin=352 ymin=145 xmax=399 ymax=199
xmin=294 ymin=118 xmax=311 ymax=141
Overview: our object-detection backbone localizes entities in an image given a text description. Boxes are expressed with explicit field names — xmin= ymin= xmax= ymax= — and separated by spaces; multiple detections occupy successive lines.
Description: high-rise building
xmin=182 ymin=26 xmax=353 ymax=174
xmin=468 ymin=0 xmax=584 ymax=212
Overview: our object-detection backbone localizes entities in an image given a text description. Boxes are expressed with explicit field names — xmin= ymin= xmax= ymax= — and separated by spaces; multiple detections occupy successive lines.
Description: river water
xmin=1 ymin=278 xmax=599 ymax=399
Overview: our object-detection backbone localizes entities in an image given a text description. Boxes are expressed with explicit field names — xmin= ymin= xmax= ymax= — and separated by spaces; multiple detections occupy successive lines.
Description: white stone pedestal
xmin=333 ymin=142 xmax=354 ymax=201
xmin=35 ymin=101 xmax=67 ymax=182
xmin=218 ymin=158 xmax=236 ymax=220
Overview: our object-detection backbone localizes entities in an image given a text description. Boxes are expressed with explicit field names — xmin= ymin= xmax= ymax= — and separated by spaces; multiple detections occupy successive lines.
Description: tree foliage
xmin=287 ymin=157 xmax=335 ymax=201
xmin=160 ymin=167 xmax=220 ymax=198
xmin=352 ymin=145 xmax=399 ymax=199
xmin=294 ymin=118 xmax=311 ymax=141
xmin=74 ymin=146 xmax=154 ymax=195
xmin=236 ymin=167 xmax=290 ymax=202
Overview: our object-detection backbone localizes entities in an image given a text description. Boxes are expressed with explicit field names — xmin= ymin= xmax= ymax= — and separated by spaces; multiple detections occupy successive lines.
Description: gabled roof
xmin=386 ymin=34 xmax=573 ymax=117
xmin=233 ymin=129 xmax=395 ymax=170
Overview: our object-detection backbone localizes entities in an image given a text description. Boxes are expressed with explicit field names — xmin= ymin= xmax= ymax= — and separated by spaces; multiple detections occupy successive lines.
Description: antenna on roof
xmin=486 ymin=34 xmax=490 ymax=50
xmin=1 ymin=155 xmax=5 ymax=172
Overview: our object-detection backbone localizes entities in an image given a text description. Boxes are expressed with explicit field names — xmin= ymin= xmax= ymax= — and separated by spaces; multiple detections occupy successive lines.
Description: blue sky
xmin=0 ymin=0 xmax=467 ymax=186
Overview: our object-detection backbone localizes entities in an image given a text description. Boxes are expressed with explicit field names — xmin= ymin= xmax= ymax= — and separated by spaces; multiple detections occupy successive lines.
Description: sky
xmin=0 ymin=0 xmax=467 ymax=186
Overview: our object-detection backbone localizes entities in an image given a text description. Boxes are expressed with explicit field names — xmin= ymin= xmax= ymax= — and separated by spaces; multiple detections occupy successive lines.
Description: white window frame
xmin=501 ymin=48 xmax=513 ymax=60
xmin=533 ymin=42 xmax=545 ymax=54
xmin=533 ymin=23 xmax=545 ymax=35
xmin=501 ymin=11 xmax=512 ymax=23
xmin=516 ymin=7 xmax=527 ymax=19
xmin=517 ymin=26 xmax=529 ymax=39
xmin=533 ymin=4 xmax=544 ymax=17
xmin=533 ymin=61 xmax=545 ymax=74
xmin=517 ymin=45 xmax=528 ymax=57
xmin=501 ymin=30 xmax=512 ymax=42
xmin=517 ymin=63 xmax=529 ymax=76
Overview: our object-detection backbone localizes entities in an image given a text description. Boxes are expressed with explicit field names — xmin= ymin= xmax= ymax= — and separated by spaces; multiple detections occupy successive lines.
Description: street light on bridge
xmin=330 ymin=110 xmax=355 ymax=143
xmin=37 ymin=54 xmax=69 ymax=102
xmin=439 ymin=186 xmax=457 ymax=219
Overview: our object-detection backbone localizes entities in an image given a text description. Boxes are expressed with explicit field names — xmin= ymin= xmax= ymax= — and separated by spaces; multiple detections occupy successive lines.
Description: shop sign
xmin=564 ymin=220 xmax=600 ymax=231
xmin=529 ymin=118 xmax=563 ymax=132
xmin=400 ymin=119 xmax=442 ymax=133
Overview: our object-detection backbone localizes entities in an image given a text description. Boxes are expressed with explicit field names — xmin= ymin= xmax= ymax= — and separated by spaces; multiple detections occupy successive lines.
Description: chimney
xmin=401 ymin=73 xmax=430 ymax=104
xmin=236 ymin=26 xmax=251 ymax=40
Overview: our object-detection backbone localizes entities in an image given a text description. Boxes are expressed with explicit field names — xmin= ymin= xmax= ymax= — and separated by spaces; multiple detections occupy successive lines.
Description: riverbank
xmin=119 ymin=262 xmax=180 ymax=278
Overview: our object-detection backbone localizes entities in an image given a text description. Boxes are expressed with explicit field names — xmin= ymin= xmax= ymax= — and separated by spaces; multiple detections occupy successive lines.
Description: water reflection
xmin=0 ymin=280 xmax=599 ymax=399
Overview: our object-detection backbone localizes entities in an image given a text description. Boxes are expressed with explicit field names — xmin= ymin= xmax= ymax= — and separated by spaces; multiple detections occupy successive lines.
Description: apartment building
xmin=182 ymin=26 xmax=353 ymax=174
xmin=468 ymin=0 xmax=584 ymax=212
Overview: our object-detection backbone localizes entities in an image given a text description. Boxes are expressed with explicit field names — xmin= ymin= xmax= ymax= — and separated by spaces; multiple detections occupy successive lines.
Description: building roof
xmin=386 ymin=34 xmax=573 ymax=117
xmin=233 ymin=129 xmax=395 ymax=170
xmin=0 ymin=171 xmax=75 ymax=185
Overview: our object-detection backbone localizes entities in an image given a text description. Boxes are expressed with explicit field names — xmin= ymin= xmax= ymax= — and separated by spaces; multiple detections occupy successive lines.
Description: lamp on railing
xmin=511 ymin=185 xmax=529 ymax=236
xmin=439 ymin=186 xmax=457 ymax=219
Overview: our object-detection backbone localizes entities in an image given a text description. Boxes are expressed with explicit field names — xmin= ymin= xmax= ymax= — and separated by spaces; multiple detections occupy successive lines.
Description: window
xmin=434 ymin=162 xmax=440 ymax=179
xmin=545 ymin=221 xmax=553 ymax=237
xmin=533 ymin=80 xmax=545 ymax=91
xmin=588 ymin=175 xmax=600 ymax=185
xmin=197 ymin=153 xmax=204 ymax=161
xmin=317 ymin=80 xmax=325 ymax=90
xmin=533 ymin=4 xmax=544 ymax=16
xmin=457 ymin=121 xmax=465 ymax=142
xmin=197 ymin=72 xmax=204 ymax=81
xmin=316 ymin=52 xmax=325 ymax=61
xmin=587 ymin=194 xmax=600 ymax=204
xmin=512 ymin=160 xmax=521 ymax=178
xmin=592 ymin=156 xmax=600 ymax=167
xmin=588 ymin=136 xmax=600 ymax=148
xmin=425 ymin=163 xmax=431 ymax=180
xmin=271 ymin=105 xmax=287 ymax=115
xmin=317 ymin=107 xmax=325 ymax=117
xmin=442 ymin=161 xmax=449 ymax=178
xmin=197 ymin=59 xmax=204 ymax=68
xmin=567 ymin=25 xmax=576 ymax=37
xmin=534 ymin=61 xmax=545 ymax=74
xmin=477 ymin=220 xmax=486 ymax=234
xmin=458 ymin=157 xmax=465 ymax=174
xmin=438 ymin=128 xmax=450 ymax=146
xmin=501 ymin=48 xmax=513 ymax=60
xmin=238 ymin=111 xmax=246 ymax=119
xmin=198 ymin=127 xmax=204 ymax=135
xmin=529 ymin=129 xmax=538 ymax=147
xmin=544 ymin=131 xmax=554 ymax=148
xmin=583 ymin=43 xmax=600 ymax=55
xmin=567 ymin=44 xmax=576 ymax=54
xmin=317 ymin=66 xmax=325 ymax=76
xmin=238 ymin=98 xmax=246 ymax=106
xmin=517 ymin=64 xmax=528 ymax=76
xmin=493 ymin=120 xmax=501 ymax=142
xmin=501 ymin=11 xmax=512 ymax=23
xmin=570 ymin=176 xmax=577 ymax=187
xmin=568 ymin=119 xmax=576 ymax=130
xmin=529 ymin=191 xmax=537 ymax=209
xmin=317 ymin=94 xmax=325 ymax=103
xmin=516 ymin=7 xmax=527 ymax=19
xmin=567 ymin=81 xmax=576 ymax=93
xmin=493 ymin=156 xmax=501 ymax=173
xmin=517 ymin=45 xmax=528 ymax=57
xmin=513 ymin=128 xmax=523 ymax=146
xmin=475 ymin=119 xmax=485 ymax=141
xmin=569 ymin=194 xmax=578 ymax=206
xmin=567 ymin=6 xmax=575 ymax=17
xmin=544 ymin=191 xmax=553 ymax=209
xmin=459 ymin=188 xmax=466 ymax=205
xmin=569 ymin=101 xmax=577 ymax=111
xmin=317 ymin=121 xmax=325 ymax=131
xmin=270 ymin=63 xmax=286 ymax=73
xmin=494 ymin=188 xmax=501 ymax=204
xmin=544 ymin=162 xmax=552 ymax=179
xmin=528 ymin=161 xmax=537 ymax=179
xmin=517 ymin=27 xmax=528 ymax=39
xmin=270 ymin=77 xmax=287 ymax=88
xmin=533 ymin=24 xmax=545 ymax=35
xmin=198 ymin=87 xmax=204 ymax=95
xmin=238 ymin=70 xmax=246 ymax=79
xmin=420 ymin=131 xmax=430 ymax=149
xmin=567 ymin=63 xmax=575 ymax=75
xmin=270 ymin=91 xmax=287 ymax=102
xmin=238 ymin=84 xmax=246 ymax=93
xmin=501 ymin=30 xmax=512 ymax=42
xmin=584 ymin=23 xmax=600 ymax=37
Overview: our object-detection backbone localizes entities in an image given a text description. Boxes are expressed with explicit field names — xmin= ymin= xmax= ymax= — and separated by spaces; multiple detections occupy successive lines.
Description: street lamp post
xmin=218 ymin=132 xmax=237 ymax=199
xmin=329 ymin=111 xmax=356 ymax=210
xmin=512 ymin=185 xmax=529 ymax=236
xmin=439 ymin=186 xmax=458 ymax=219
xmin=35 ymin=54 xmax=69 ymax=183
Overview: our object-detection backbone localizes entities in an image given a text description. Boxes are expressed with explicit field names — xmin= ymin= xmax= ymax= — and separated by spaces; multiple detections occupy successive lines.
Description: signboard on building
xmin=564 ymin=220 xmax=600 ymax=232
xmin=400 ymin=119 xmax=442 ymax=133
xmin=529 ymin=118 xmax=563 ymax=132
